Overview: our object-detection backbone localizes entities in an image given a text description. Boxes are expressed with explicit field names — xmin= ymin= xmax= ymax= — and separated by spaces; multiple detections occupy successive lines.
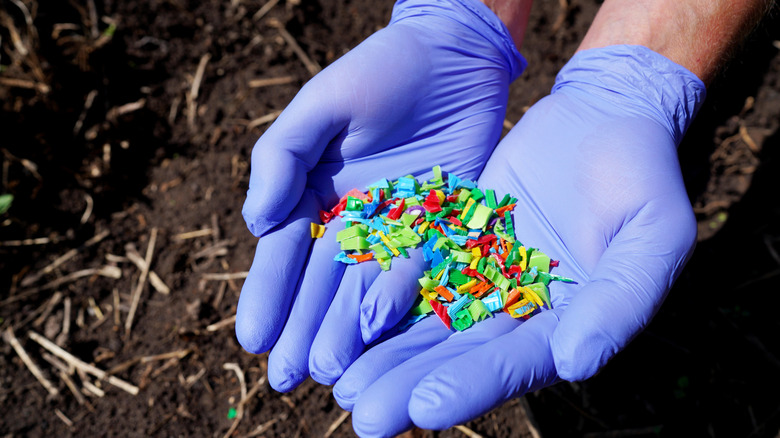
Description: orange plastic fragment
xmin=340 ymin=188 xmax=370 ymax=202
xmin=434 ymin=285 xmax=455 ymax=302
xmin=470 ymin=281 xmax=493 ymax=298
xmin=347 ymin=253 xmax=374 ymax=263
xmin=495 ymin=203 xmax=516 ymax=216
xmin=503 ymin=288 xmax=523 ymax=311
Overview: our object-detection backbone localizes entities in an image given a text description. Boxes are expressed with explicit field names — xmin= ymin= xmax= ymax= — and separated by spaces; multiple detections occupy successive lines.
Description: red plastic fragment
xmin=550 ymin=260 xmax=560 ymax=268
xmin=466 ymin=234 xmax=497 ymax=249
xmin=461 ymin=267 xmax=487 ymax=283
xmin=449 ymin=216 xmax=463 ymax=227
xmin=386 ymin=198 xmax=405 ymax=220
xmin=319 ymin=210 xmax=334 ymax=223
xmin=429 ymin=299 xmax=451 ymax=329
xmin=423 ymin=190 xmax=442 ymax=213
xmin=369 ymin=198 xmax=397 ymax=218
xmin=446 ymin=194 xmax=460 ymax=203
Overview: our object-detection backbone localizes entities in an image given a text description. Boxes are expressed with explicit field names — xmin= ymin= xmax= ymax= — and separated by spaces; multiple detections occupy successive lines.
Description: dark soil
xmin=2 ymin=0 xmax=780 ymax=437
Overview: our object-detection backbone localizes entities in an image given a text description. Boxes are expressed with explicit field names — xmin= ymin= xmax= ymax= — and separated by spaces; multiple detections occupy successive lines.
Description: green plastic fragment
xmin=466 ymin=203 xmax=493 ymax=229
xmin=369 ymin=242 xmax=390 ymax=259
xmin=405 ymin=196 xmax=421 ymax=207
xmin=485 ymin=189 xmax=497 ymax=209
xmin=504 ymin=210 xmax=515 ymax=238
xmin=528 ymin=251 xmax=551 ymax=274
xmin=497 ymin=193 xmax=512 ymax=208
xmin=411 ymin=298 xmax=433 ymax=315
xmin=341 ymin=236 xmax=370 ymax=251
xmin=526 ymin=282 xmax=552 ymax=308
xmin=401 ymin=212 xmax=418 ymax=228
xmin=457 ymin=189 xmax=472 ymax=203
xmin=477 ymin=256 xmax=487 ymax=274
xmin=493 ymin=219 xmax=514 ymax=243
xmin=227 ymin=407 xmax=237 ymax=420
xmin=470 ymin=188 xmax=484 ymax=202
xmin=397 ymin=246 xmax=410 ymax=258
xmin=0 ymin=194 xmax=12 ymax=215
xmin=449 ymin=250 xmax=473 ymax=264
xmin=418 ymin=274 xmax=439 ymax=291
xmin=377 ymin=257 xmax=392 ymax=271
xmin=447 ymin=269 xmax=471 ymax=286
xmin=451 ymin=308 xmax=474 ymax=331
xmin=519 ymin=271 xmax=536 ymax=286
xmin=346 ymin=196 xmax=364 ymax=211
xmin=467 ymin=300 xmax=492 ymax=322
xmin=336 ymin=224 xmax=368 ymax=242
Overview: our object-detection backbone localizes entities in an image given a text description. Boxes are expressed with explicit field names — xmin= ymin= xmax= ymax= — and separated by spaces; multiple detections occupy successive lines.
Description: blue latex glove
xmin=236 ymin=0 xmax=525 ymax=392
xmin=331 ymin=45 xmax=707 ymax=437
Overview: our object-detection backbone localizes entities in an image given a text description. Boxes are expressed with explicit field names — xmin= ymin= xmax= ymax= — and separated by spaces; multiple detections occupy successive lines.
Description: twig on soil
xmin=107 ymin=98 xmax=147 ymax=122
xmin=324 ymin=411 xmax=351 ymax=438
xmin=247 ymin=110 xmax=282 ymax=130
xmin=551 ymin=0 xmax=569 ymax=33
xmin=202 ymin=272 xmax=249 ymax=281
xmin=125 ymin=228 xmax=158 ymax=336
xmin=31 ymin=291 xmax=63 ymax=327
xmin=517 ymin=397 xmax=542 ymax=438
xmin=74 ymin=89 xmax=98 ymax=135
xmin=248 ymin=76 xmax=295 ymax=88
xmin=58 ymin=370 xmax=88 ymax=406
xmin=503 ymin=119 xmax=515 ymax=130
xmin=252 ymin=0 xmax=280 ymax=21
xmin=268 ymin=19 xmax=321 ymax=76
xmin=81 ymin=378 xmax=105 ymax=397
xmin=173 ymin=228 xmax=214 ymax=240
xmin=80 ymin=193 xmax=94 ymax=224
xmin=55 ymin=409 xmax=74 ymax=427
xmin=125 ymin=241 xmax=170 ymax=294
xmin=454 ymin=425 xmax=482 ymax=438
xmin=113 ymin=288 xmax=121 ymax=326
xmin=0 ymin=236 xmax=51 ymax=246
xmin=108 ymin=349 xmax=191 ymax=375
xmin=245 ymin=417 xmax=280 ymax=437
xmin=187 ymin=53 xmax=212 ymax=131
xmin=3 ymin=328 xmax=60 ymax=397
xmin=206 ymin=314 xmax=236 ymax=332
xmin=55 ymin=297 xmax=72 ymax=346
xmin=223 ymin=362 xmax=248 ymax=438
xmin=3 ymin=266 xmax=121 ymax=307
xmin=0 ymin=77 xmax=50 ymax=93
xmin=21 ymin=230 xmax=110 ymax=287
xmin=28 ymin=330 xmax=140 ymax=395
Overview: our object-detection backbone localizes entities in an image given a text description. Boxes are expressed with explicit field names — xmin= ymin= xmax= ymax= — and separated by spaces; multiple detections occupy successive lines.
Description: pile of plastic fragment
xmin=313 ymin=166 xmax=573 ymax=332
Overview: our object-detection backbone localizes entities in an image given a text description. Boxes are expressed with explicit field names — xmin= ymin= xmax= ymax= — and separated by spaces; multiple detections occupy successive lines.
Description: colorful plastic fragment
xmin=313 ymin=166 xmax=573 ymax=331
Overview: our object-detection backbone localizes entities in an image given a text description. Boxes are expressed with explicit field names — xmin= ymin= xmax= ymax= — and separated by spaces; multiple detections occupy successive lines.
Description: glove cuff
xmin=391 ymin=0 xmax=527 ymax=81
xmin=553 ymin=45 xmax=707 ymax=146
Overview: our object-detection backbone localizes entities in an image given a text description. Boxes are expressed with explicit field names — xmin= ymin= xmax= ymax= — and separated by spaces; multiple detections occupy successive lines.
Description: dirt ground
xmin=2 ymin=0 xmax=780 ymax=437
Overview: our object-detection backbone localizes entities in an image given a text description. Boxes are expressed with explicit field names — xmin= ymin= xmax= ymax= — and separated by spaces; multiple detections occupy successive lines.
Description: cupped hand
xmin=236 ymin=0 xmax=525 ymax=393
xmin=333 ymin=45 xmax=707 ymax=437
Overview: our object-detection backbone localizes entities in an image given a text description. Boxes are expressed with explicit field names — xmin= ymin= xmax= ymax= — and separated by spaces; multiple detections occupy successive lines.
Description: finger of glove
xmin=350 ymin=315 xmax=519 ymax=438
xmin=333 ymin=316 xmax=451 ymax=412
xmin=242 ymin=76 xmax=349 ymax=238
xmin=551 ymin=197 xmax=697 ymax=381
xmin=235 ymin=190 xmax=321 ymax=354
xmin=308 ymin=260 xmax=382 ymax=385
xmin=409 ymin=310 xmax=561 ymax=430
xmin=266 ymin=219 xmax=347 ymax=392
xmin=359 ymin=248 xmax=426 ymax=345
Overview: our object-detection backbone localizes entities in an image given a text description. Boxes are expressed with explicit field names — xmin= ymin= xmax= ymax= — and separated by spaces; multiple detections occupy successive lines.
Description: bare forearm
xmin=479 ymin=0 xmax=534 ymax=48
xmin=578 ymin=0 xmax=773 ymax=84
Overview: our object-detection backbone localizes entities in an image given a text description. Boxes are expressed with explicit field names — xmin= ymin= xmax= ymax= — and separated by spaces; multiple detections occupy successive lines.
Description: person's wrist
xmin=479 ymin=0 xmax=533 ymax=49
xmin=391 ymin=0 xmax=528 ymax=80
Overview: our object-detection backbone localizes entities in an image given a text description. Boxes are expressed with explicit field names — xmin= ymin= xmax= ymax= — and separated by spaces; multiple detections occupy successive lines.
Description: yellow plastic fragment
xmin=377 ymin=231 xmax=401 ymax=257
xmin=311 ymin=222 xmax=326 ymax=238
xmin=418 ymin=221 xmax=430 ymax=234
xmin=522 ymin=286 xmax=545 ymax=308
xmin=457 ymin=279 xmax=478 ymax=293
xmin=518 ymin=246 xmax=528 ymax=271
xmin=420 ymin=288 xmax=438 ymax=301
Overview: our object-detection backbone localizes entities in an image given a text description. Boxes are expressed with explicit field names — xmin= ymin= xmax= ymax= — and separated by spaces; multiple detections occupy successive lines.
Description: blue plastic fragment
xmin=447 ymin=293 xmax=474 ymax=319
xmin=483 ymin=290 xmax=503 ymax=312
xmin=334 ymin=251 xmax=358 ymax=264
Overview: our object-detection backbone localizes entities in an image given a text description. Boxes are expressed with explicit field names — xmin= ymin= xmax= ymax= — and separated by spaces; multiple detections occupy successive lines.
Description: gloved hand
xmin=236 ymin=0 xmax=526 ymax=393
xmin=331 ymin=45 xmax=707 ymax=437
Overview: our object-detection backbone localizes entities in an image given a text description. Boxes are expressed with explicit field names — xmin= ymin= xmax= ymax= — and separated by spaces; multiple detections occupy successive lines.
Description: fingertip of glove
xmin=550 ymin=327 xmax=603 ymax=382
xmin=234 ymin=315 xmax=273 ymax=355
xmin=309 ymin=352 xmax=345 ymax=386
xmin=408 ymin=385 xmax=447 ymax=429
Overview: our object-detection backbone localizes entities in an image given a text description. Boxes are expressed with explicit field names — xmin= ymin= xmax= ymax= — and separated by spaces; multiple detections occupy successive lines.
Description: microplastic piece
xmin=324 ymin=166 xmax=571 ymax=332
xmin=311 ymin=222 xmax=326 ymax=239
